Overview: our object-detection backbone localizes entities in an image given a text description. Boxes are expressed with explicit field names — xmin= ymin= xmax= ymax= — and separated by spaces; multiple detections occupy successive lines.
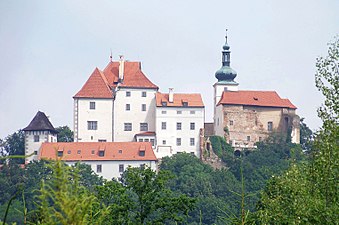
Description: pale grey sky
xmin=0 ymin=0 xmax=338 ymax=138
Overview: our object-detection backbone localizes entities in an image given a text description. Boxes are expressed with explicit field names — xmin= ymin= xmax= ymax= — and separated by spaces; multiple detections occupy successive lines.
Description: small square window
xmin=177 ymin=122 xmax=182 ymax=130
xmin=161 ymin=122 xmax=166 ymax=130
xmin=229 ymin=120 xmax=234 ymax=126
xmin=34 ymin=150 xmax=38 ymax=155
xmin=177 ymin=110 xmax=182 ymax=114
xmin=162 ymin=140 xmax=166 ymax=145
xmin=98 ymin=150 xmax=105 ymax=157
xmin=34 ymin=135 xmax=39 ymax=142
xmin=140 ymin=123 xmax=148 ymax=131
xmin=119 ymin=164 xmax=124 ymax=172
xmin=140 ymin=164 xmax=145 ymax=170
xmin=87 ymin=121 xmax=98 ymax=130
xmin=91 ymin=150 xmax=95 ymax=154
xmin=77 ymin=150 xmax=81 ymax=154
xmin=190 ymin=138 xmax=195 ymax=146
xmin=67 ymin=150 xmax=71 ymax=154
xmin=124 ymin=123 xmax=132 ymax=131
xmin=139 ymin=151 xmax=145 ymax=156
xmin=161 ymin=101 xmax=167 ymax=106
xmin=57 ymin=151 xmax=63 ymax=157
xmin=161 ymin=111 xmax=167 ymax=114
xmin=126 ymin=104 xmax=130 ymax=111
xmin=144 ymin=138 xmax=149 ymax=142
xmin=190 ymin=111 xmax=195 ymax=114
xmin=89 ymin=102 xmax=95 ymax=110
xmin=176 ymin=138 xmax=181 ymax=146
xmin=190 ymin=122 xmax=195 ymax=130
xmin=247 ymin=136 xmax=251 ymax=141
xmin=118 ymin=150 xmax=122 ymax=154
xmin=126 ymin=91 xmax=131 ymax=97
xmin=97 ymin=165 xmax=102 ymax=173
xmin=182 ymin=102 xmax=188 ymax=107
xmin=150 ymin=139 xmax=155 ymax=146
xmin=139 ymin=139 xmax=144 ymax=142
xmin=142 ymin=104 xmax=146 ymax=111
xmin=142 ymin=91 xmax=146 ymax=97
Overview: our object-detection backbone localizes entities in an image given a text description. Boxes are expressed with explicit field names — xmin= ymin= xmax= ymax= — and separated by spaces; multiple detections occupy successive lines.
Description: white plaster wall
xmin=114 ymin=88 xmax=157 ymax=142
xmin=155 ymin=107 xmax=204 ymax=158
xmin=65 ymin=160 xmax=157 ymax=180
xmin=25 ymin=131 xmax=57 ymax=163
xmin=213 ymin=82 xmax=239 ymax=107
xmin=214 ymin=105 xmax=224 ymax=137
xmin=75 ymin=98 xmax=113 ymax=142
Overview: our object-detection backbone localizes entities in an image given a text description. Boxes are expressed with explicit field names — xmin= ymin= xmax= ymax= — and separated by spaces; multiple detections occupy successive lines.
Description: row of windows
xmin=227 ymin=120 xmax=274 ymax=131
xmin=138 ymin=138 xmax=155 ymax=146
xmin=160 ymin=138 xmax=195 ymax=146
xmin=124 ymin=123 xmax=148 ymax=131
xmin=126 ymin=91 xmax=147 ymax=97
xmin=33 ymin=135 xmax=54 ymax=143
xmin=161 ymin=110 xmax=196 ymax=115
xmin=96 ymin=163 xmax=146 ymax=173
xmin=58 ymin=149 xmax=145 ymax=158
xmin=126 ymin=104 xmax=147 ymax=111
xmin=161 ymin=122 xmax=195 ymax=130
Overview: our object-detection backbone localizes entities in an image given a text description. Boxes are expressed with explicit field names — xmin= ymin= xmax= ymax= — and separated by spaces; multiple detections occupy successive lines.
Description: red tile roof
xmin=74 ymin=68 xmax=113 ymax=98
xmin=39 ymin=142 xmax=157 ymax=161
xmin=135 ymin=131 xmax=156 ymax=136
xmin=217 ymin=91 xmax=297 ymax=109
xmin=156 ymin=92 xmax=204 ymax=107
xmin=103 ymin=61 xmax=158 ymax=89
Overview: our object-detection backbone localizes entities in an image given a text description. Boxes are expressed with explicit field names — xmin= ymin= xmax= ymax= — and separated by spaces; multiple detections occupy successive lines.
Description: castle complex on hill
xmin=23 ymin=34 xmax=300 ymax=179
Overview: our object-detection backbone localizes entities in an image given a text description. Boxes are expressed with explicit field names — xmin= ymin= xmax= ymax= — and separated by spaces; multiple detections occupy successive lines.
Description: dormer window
xmin=161 ymin=101 xmax=167 ymax=106
xmin=67 ymin=150 xmax=71 ymax=154
xmin=139 ymin=151 xmax=145 ymax=156
xmin=77 ymin=150 xmax=81 ymax=154
xmin=98 ymin=150 xmax=105 ymax=157
xmin=57 ymin=150 xmax=63 ymax=157
xmin=182 ymin=100 xmax=188 ymax=107
xmin=118 ymin=150 xmax=122 ymax=154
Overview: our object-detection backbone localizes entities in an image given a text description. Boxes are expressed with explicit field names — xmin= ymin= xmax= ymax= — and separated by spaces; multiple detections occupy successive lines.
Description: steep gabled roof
xmin=155 ymin=92 xmax=204 ymax=107
xmin=73 ymin=68 xmax=113 ymax=98
xmin=23 ymin=111 xmax=57 ymax=133
xmin=39 ymin=142 xmax=157 ymax=161
xmin=103 ymin=61 xmax=158 ymax=89
xmin=217 ymin=90 xmax=297 ymax=109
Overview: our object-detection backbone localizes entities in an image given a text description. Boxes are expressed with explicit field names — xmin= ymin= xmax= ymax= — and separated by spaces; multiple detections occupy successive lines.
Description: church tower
xmin=213 ymin=31 xmax=238 ymax=106
xmin=23 ymin=111 xmax=58 ymax=163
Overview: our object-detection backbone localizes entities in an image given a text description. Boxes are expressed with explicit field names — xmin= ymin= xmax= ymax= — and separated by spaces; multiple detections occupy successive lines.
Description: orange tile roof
xmin=217 ymin=90 xmax=297 ymax=109
xmin=155 ymin=92 xmax=204 ymax=107
xmin=103 ymin=61 xmax=158 ymax=89
xmin=39 ymin=142 xmax=157 ymax=161
xmin=74 ymin=68 xmax=113 ymax=98
xmin=135 ymin=131 xmax=156 ymax=136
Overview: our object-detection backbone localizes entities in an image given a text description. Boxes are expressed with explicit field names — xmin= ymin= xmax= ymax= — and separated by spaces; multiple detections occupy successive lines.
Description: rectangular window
xmin=89 ymin=102 xmax=95 ymax=109
xmin=190 ymin=138 xmax=195 ymax=146
xmin=77 ymin=150 xmax=81 ymax=154
xmin=259 ymin=137 xmax=262 ymax=142
xmin=161 ymin=122 xmax=166 ymax=130
xmin=247 ymin=136 xmax=251 ymax=141
xmin=124 ymin=123 xmax=132 ymax=131
xmin=162 ymin=140 xmax=166 ymax=145
xmin=161 ymin=111 xmax=167 ymax=114
xmin=87 ymin=121 xmax=98 ymax=130
xmin=97 ymin=165 xmax=102 ymax=173
xmin=118 ymin=150 xmax=123 ymax=154
xmin=126 ymin=91 xmax=131 ymax=97
xmin=139 ymin=139 xmax=143 ymax=142
xmin=161 ymin=101 xmax=167 ymax=106
xmin=190 ymin=122 xmax=195 ymax=130
xmin=141 ymin=104 xmax=146 ymax=111
xmin=140 ymin=123 xmax=148 ymax=131
xmin=139 ymin=151 xmax=145 ymax=156
xmin=144 ymin=138 xmax=149 ymax=142
xmin=182 ymin=102 xmax=188 ymax=107
xmin=150 ymin=139 xmax=155 ymax=146
xmin=140 ymin=164 xmax=145 ymax=170
xmin=98 ymin=150 xmax=105 ymax=157
xmin=34 ymin=150 xmax=38 ymax=155
xmin=190 ymin=110 xmax=195 ymax=114
xmin=57 ymin=151 xmax=63 ymax=157
xmin=268 ymin=122 xmax=273 ymax=131
xmin=177 ymin=122 xmax=182 ymax=130
xmin=176 ymin=138 xmax=181 ymax=146
xmin=177 ymin=110 xmax=182 ymax=114
xmin=126 ymin=104 xmax=130 ymax=111
xmin=229 ymin=120 xmax=234 ymax=126
xmin=34 ymin=135 xmax=39 ymax=142
xmin=91 ymin=150 xmax=95 ymax=154
xmin=119 ymin=164 xmax=124 ymax=173
xmin=142 ymin=91 xmax=147 ymax=97
xmin=98 ymin=139 xmax=106 ymax=142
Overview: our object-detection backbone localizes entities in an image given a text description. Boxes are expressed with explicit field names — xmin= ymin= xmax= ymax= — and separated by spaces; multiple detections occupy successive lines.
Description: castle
xmin=23 ymin=34 xmax=300 ymax=179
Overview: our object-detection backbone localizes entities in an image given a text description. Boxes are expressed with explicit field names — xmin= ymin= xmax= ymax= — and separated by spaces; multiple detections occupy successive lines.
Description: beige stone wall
xmin=222 ymin=104 xmax=300 ymax=149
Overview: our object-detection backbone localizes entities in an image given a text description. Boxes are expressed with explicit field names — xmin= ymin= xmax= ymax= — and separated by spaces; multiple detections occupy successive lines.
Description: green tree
xmin=0 ymin=130 xmax=25 ymax=164
xmin=56 ymin=126 xmax=74 ymax=142
xmin=299 ymin=118 xmax=313 ymax=151
xmin=256 ymin=36 xmax=339 ymax=224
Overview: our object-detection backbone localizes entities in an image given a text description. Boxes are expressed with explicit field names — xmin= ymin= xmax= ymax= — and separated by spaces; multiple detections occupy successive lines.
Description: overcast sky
xmin=0 ymin=0 xmax=338 ymax=138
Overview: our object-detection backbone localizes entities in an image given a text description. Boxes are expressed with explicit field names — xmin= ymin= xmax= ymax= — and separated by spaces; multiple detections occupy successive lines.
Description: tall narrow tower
xmin=23 ymin=111 xmax=58 ymax=163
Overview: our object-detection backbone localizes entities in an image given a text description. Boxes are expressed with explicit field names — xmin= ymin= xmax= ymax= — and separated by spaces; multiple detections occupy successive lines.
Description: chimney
xmin=118 ymin=55 xmax=124 ymax=81
xmin=169 ymin=88 xmax=174 ymax=103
